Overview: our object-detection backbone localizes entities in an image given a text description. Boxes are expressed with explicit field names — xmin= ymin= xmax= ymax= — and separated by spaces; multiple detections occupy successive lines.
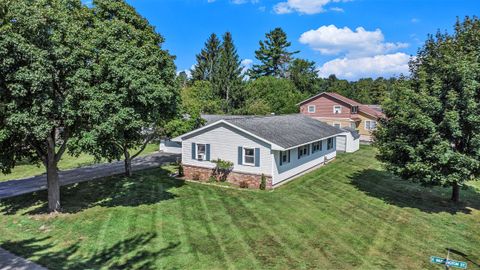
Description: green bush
xmin=212 ymin=159 xmax=234 ymax=182
xmin=259 ymin=174 xmax=267 ymax=190
xmin=178 ymin=164 xmax=184 ymax=177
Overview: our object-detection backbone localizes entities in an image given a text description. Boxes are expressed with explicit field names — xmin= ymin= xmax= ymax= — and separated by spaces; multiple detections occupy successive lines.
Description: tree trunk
xmin=451 ymin=182 xmax=460 ymax=203
xmin=46 ymin=134 xmax=60 ymax=212
xmin=124 ymin=148 xmax=132 ymax=177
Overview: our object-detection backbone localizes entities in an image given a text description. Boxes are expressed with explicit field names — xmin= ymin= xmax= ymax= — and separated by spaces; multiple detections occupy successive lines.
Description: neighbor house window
xmin=365 ymin=120 xmax=377 ymax=130
xmin=333 ymin=105 xmax=342 ymax=114
xmin=297 ymin=145 xmax=309 ymax=159
xmin=243 ymin=147 xmax=255 ymax=165
xmin=312 ymin=141 xmax=322 ymax=153
xmin=351 ymin=106 xmax=358 ymax=114
xmin=350 ymin=122 xmax=357 ymax=129
xmin=333 ymin=123 xmax=341 ymax=128
xmin=308 ymin=105 xmax=316 ymax=113
xmin=197 ymin=144 xmax=206 ymax=160
xmin=327 ymin=138 xmax=334 ymax=150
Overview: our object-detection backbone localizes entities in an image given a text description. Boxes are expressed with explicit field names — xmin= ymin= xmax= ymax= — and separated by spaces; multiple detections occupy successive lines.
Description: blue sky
xmin=126 ymin=0 xmax=479 ymax=80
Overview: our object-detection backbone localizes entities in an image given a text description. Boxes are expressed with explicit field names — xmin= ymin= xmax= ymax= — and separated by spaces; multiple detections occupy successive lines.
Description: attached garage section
xmin=336 ymin=128 xmax=360 ymax=153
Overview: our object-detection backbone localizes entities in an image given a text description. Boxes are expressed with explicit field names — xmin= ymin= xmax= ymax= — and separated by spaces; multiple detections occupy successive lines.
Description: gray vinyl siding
xmin=272 ymin=137 xmax=337 ymax=185
xmin=182 ymin=123 xmax=273 ymax=176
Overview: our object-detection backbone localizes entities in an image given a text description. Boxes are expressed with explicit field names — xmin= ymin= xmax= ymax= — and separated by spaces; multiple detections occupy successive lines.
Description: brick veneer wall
xmin=182 ymin=164 xmax=273 ymax=189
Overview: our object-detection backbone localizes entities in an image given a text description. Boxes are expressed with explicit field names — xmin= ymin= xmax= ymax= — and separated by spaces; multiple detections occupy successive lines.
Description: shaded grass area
xmin=0 ymin=144 xmax=159 ymax=182
xmin=1 ymin=147 xmax=479 ymax=269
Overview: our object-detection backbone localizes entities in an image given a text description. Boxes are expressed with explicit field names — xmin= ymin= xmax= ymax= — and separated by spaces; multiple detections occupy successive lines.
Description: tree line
xmin=177 ymin=28 xmax=400 ymax=118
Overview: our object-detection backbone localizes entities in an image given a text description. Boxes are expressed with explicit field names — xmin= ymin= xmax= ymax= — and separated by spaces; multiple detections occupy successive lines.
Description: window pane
xmin=245 ymin=156 xmax=254 ymax=164
xmin=198 ymin=144 xmax=205 ymax=154
xmin=244 ymin=148 xmax=254 ymax=156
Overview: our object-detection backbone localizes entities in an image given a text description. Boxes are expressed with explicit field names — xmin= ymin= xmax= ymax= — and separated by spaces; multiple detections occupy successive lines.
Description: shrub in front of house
xmin=211 ymin=159 xmax=234 ymax=182
xmin=259 ymin=174 xmax=267 ymax=190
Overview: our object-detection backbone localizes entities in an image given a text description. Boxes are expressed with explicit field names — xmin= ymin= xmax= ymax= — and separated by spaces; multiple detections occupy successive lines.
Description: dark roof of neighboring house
xmin=201 ymin=114 xmax=252 ymax=124
xmin=197 ymin=114 xmax=343 ymax=149
xmin=297 ymin=92 xmax=385 ymax=118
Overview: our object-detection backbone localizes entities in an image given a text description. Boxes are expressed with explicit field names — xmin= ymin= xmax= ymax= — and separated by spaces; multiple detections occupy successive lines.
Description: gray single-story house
xmin=172 ymin=114 xmax=344 ymax=189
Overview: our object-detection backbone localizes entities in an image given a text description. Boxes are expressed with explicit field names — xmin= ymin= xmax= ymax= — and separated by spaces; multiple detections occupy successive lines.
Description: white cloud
xmin=299 ymin=25 xmax=408 ymax=57
xmin=330 ymin=7 xmax=344 ymax=12
xmin=317 ymin=53 xmax=411 ymax=80
xmin=241 ymin=59 xmax=253 ymax=74
xmin=273 ymin=0 xmax=349 ymax=15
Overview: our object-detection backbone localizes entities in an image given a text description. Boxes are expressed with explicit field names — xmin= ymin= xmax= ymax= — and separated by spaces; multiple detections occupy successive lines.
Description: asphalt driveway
xmin=0 ymin=153 xmax=179 ymax=200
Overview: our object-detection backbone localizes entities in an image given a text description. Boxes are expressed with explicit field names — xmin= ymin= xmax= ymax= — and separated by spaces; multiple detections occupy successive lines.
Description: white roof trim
xmin=172 ymin=119 xmax=285 ymax=150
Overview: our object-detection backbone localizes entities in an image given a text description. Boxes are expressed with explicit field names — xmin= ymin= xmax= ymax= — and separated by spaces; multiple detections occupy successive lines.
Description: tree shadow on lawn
xmin=0 ymin=167 xmax=184 ymax=215
xmin=0 ymin=233 xmax=180 ymax=270
xmin=349 ymin=169 xmax=480 ymax=214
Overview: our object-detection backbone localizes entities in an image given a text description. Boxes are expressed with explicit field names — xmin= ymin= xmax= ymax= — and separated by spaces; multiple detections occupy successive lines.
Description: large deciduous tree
xmin=243 ymin=77 xmax=305 ymax=115
xmin=288 ymin=58 xmax=319 ymax=95
xmin=0 ymin=0 xmax=93 ymax=212
xmin=73 ymin=0 xmax=178 ymax=177
xmin=250 ymin=28 xmax=298 ymax=79
xmin=375 ymin=17 xmax=480 ymax=202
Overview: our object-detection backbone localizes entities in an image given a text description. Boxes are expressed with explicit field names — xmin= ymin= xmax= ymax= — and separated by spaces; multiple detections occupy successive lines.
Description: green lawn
xmin=0 ymin=147 xmax=479 ymax=269
xmin=0 ymin=144 xmax=159 ymax=182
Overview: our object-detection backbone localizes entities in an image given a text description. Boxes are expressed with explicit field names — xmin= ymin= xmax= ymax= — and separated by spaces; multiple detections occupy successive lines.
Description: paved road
xmin=0 ymin=153 xmax=179 ymax=200
xmin=0 ymin=248 xmax=47 ymax=270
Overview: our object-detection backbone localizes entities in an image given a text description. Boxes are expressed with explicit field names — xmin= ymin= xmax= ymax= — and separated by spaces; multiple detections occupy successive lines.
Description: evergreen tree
xmin=217 ymin=32 xmax=244 ymax=112
xmin=375 ymin=17 xmax=480 ymax=202
xmin=250 ymin=28 xmax=298 ymax=79
xmin=191 ymin=33 xmax=221 ymax=82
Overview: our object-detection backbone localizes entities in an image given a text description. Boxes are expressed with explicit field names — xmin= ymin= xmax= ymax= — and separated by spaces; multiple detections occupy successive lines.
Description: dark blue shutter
xmin=191 ymin=143 xmax=196 ymax=160
xmin=288 ymin=150 xmax=291 ymax=163
xmin=279 ymin=152 xmax=283 ymax=166
xmin=206 ymin=144 xmax=211 ymax=161
xmin=254 ymin=148 xmax=260 ymax=167
xmin=238 ymin=147 xmax=243 ymax=165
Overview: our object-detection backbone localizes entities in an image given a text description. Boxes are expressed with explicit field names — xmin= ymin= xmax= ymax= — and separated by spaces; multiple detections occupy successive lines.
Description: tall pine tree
xmin=191 ymin=33 xmax=221 ymax=82
xmin=250 ymin=28 xmax=298 ymax=79
xmin=217 ymin=32 xmax=243 ymax=112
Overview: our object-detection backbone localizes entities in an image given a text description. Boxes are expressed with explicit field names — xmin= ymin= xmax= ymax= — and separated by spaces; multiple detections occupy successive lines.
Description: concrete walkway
xmin=0 ymin=248 xmax=47 ymax=270
xmin=0 ymin=152 xmax=179 ymax=200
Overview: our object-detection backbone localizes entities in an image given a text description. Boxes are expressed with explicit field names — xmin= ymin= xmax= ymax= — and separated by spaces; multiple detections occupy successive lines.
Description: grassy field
xmin=0 ymin=147 xmax=479 ymax=269
xmin=0 ymin=144 xmax=159 ymax=182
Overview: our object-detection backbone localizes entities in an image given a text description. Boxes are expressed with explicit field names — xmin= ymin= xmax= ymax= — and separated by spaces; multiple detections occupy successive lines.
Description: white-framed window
xmin=312 ymin=141 xmax=322 ymax=153
xmin=297 ymin=145 xmax=309 ymax=159
xmin=351 ymin=106 xmax=358 ymax=114
xmin=280 ymin=150 xmax=290 ymax=165
xmin=327 ymin=138 xmax=334 ymax=150
xmin=365 ymin=120 xmax=377 ymax=130
xmin=243 ymin=147 xmax=255 ymax=165
xmin=197 ymin=144 xmax=206 ymax=160
xmin=308 ymin=105 xmax=316 ymax=113
xmin=333 ymin=123 xmax=341 ymax=128
xmin=333 ymin=105 xmax=342 ymax=114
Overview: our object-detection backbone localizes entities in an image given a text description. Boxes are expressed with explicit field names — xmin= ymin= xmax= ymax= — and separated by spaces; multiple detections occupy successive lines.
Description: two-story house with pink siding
xmin=298 ymin=92 xmax=385 ymax=142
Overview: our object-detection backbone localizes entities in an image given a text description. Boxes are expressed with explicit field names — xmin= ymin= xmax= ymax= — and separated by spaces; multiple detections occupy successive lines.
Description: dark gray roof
xmin=206 ymin=114 xmax=343 ymax=149
xmin=201 ymin=114 xmax=251 ymax=124
xmin=341 ymin=127 xmax=361 ymax=140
